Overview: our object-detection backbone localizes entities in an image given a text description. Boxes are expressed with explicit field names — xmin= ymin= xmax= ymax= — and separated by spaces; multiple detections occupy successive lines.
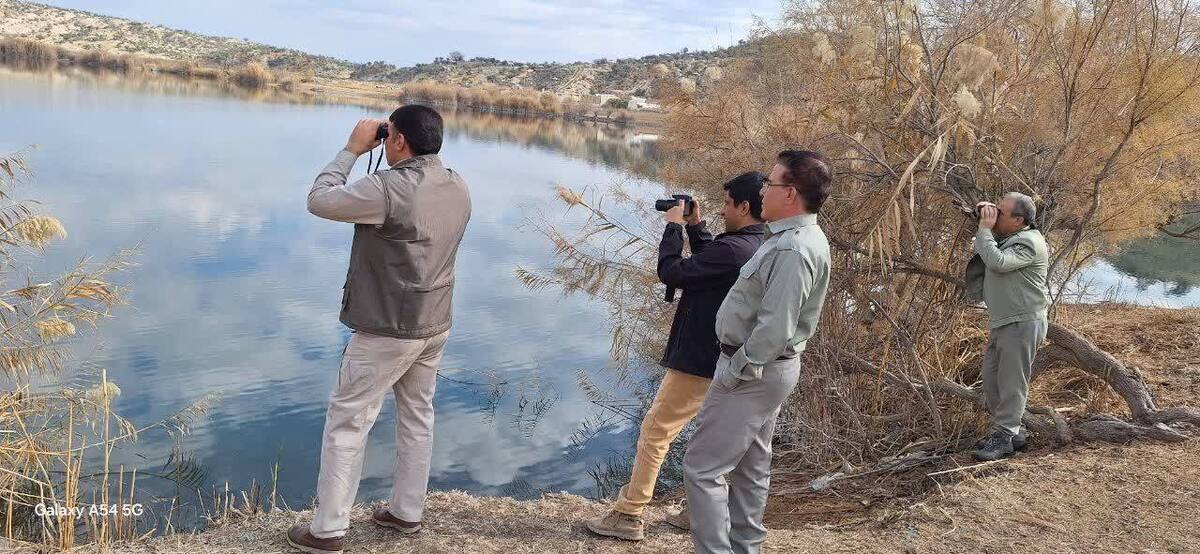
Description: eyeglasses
xmin=760 ymin=175 xmax=792 ymax=189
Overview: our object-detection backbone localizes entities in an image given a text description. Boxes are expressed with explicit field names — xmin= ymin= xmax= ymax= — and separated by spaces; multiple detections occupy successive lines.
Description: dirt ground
xmin=18 ymin=304 xmax=1200 ymax=553
xmin=52 ymin=440 xmax=1196 ymax=553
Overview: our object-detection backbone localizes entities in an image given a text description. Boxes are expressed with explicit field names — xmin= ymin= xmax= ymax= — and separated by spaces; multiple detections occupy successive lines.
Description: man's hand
xmin=685 ymin=201 xmax=702 ymax=226
xmin=666 ymin=200 xmax=686 ymax=225
xmin=977 ymin=202 xmax=998 ymax=230
xmin=346 ymin=118 xmax=384 ymax=156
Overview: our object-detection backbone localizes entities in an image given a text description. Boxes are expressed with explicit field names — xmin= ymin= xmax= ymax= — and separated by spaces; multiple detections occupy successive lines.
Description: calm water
xmin=0 ymin=68 xmax=1196 ymax=526
xmin=0 ymin=69 xmax=658 ymax=517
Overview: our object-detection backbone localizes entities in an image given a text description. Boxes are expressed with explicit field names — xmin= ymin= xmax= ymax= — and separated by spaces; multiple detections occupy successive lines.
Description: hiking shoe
xmin=973 ymin=430 xmax=1016 ymax=461
xmin=1012 ymin=428 xmax=1029 ymax=451
xmin=585 ymin=509 xmax=645 ymax=541
xmin=664 ymin=507 xmax=690 ymax=531
xmin=372 ymin=506 xmax=422 ymax=534
xmin=286 ymin=524 xmax=343 ymax=554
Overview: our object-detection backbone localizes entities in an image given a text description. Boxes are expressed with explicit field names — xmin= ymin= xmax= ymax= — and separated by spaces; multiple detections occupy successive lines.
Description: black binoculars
xmin=375 ymin=122 xmax=389 ymax=141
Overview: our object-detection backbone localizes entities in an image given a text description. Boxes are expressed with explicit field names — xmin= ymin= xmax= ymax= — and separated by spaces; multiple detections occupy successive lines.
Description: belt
xmin=720 ymin=343 xmax=797 ymax=361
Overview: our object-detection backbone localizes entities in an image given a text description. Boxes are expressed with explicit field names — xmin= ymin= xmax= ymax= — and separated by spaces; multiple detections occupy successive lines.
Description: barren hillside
xmin=0 ymin=0 xmax=738 ymax=95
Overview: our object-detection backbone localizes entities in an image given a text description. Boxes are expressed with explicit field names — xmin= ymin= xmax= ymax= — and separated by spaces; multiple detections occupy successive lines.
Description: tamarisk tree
xmin=528 ymin=0 xmax=1200 ymax=473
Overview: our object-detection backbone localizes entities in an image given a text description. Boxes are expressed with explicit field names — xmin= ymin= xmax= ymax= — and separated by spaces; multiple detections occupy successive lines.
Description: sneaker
xmin=585 ymin=509 xmax=645 ymax=541
xmin=372 ymin=506 xmax=422 ymax=534
xmin=972 ymin=430 xmax=1015 ymax=461
xmin=286 ymin=524 xmax=343 ymax=554
xmin=664 ymin=507 xmax=690 ymax=531
xmin=1012 ymin=428 xmax=1029 ymax=451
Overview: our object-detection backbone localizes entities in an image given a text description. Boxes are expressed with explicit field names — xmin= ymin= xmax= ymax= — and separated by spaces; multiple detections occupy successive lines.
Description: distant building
xmin=595 ymin=93 xmax=620 ymax=106
xmin=628 ymin=96 xmax=661 ymax=111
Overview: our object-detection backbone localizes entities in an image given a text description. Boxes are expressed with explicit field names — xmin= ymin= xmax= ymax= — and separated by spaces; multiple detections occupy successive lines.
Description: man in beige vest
xmin=287 ymin=105 xmax=471 ymax=554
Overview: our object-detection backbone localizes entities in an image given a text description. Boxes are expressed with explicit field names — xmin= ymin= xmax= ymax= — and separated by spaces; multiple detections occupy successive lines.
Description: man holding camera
xmin=585 ymin=172 xmax=768 ymax=541
xmin=287 ymin=105 xmax=471 ymax=554
xmin=684 ymin=150 xmax=832 ymax=554
xmin=967 ymin=193 xmax=1049 ymax=461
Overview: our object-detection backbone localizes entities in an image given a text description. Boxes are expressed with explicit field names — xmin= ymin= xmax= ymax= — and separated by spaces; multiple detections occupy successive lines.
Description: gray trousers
xmin=683 ymin=354 xmax=801 ymax=554
xmin=981 ymin=318 xmax=1048 ymax=435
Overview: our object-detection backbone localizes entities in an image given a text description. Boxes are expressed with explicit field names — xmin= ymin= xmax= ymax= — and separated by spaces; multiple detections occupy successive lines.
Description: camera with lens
xmin=654 ymin=194 xmax=695 ymax=217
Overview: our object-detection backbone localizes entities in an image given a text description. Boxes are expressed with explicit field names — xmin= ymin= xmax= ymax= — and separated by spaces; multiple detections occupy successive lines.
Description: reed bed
xmin=0 ymin=38 xmax=282 ymax=91
xmin=0 ymin=151 xmax=250 ymax=550
xmin=400 ymin=80 xmax=632 ymax=124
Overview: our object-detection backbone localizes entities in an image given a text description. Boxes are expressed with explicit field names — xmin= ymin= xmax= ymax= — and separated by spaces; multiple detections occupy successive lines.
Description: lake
xmin=0 ymin=68 xmax=661 ymax=522
xmin=0 ymin=67 xmax=1196 ymax=527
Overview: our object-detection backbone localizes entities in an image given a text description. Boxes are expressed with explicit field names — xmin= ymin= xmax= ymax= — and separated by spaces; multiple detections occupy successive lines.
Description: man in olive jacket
xmin=585 ymin=172 xmax=767 ymax=541
xmin=967 ymin=192 xmax=1049 ymax=461
xmin=288 ymin=105 xmax=471 ymax=554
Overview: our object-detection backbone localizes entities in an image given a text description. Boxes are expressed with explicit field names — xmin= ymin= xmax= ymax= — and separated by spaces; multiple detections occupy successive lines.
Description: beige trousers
xmin=310 ymin=329 xmax=449 ymax=539
xmin=612 ymin=368 xmax=711 ymax=517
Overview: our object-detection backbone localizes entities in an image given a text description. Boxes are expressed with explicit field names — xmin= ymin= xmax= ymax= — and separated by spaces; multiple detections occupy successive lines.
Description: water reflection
xmin=0 ymin=68 xmax=659 ymax=520
xmin=1075 ymin=223 xmax=1200 ymax=307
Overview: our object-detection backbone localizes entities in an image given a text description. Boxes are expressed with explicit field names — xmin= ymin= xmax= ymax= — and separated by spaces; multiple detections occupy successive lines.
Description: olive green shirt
xmin=969 ymin=227 xmax=1050 ymax=329
xmin=715 ymin=213 xmax=831 ymax=383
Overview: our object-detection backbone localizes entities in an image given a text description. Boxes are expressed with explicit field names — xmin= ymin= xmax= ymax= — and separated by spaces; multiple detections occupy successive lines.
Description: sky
xmin=43 ymin=0 xmax=782 ymax=67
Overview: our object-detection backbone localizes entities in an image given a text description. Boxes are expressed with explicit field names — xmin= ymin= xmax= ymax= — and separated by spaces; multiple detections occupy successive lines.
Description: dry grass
xmin=0 ymin=152 xmax=223 ymax=550
xmin=401 ymin=80 xmax=631 ymax=123
xmin=231 ymin=63 xmax=272 ymax=90
xmin=0 ymin=37 xmax=60 ymax=71
xmin=72 ymin=49 xmax=137 ymax=74
xmin=1035 ymin=303 xmax=1200 ymax=413
xmin=41 ymin=440 xmax=1200 ymax=554
xmin=0 ymin=38 xmax=281 ymax=90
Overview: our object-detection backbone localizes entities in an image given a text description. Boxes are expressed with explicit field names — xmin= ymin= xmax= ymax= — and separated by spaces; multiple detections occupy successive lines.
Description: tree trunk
xmin=1031 ymin=322 xmax=1200 ymax=443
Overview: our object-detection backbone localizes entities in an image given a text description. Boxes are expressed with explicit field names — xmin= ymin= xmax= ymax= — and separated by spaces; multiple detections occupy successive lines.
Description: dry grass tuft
xmin=0 ymin=38 xmax=61 ymax=71
xmin=231 ymin=63 xmax=272 ymax=90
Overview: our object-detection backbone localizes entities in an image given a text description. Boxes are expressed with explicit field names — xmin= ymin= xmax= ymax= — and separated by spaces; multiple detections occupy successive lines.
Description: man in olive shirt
xmin=683 ymin=150 xmax=833 ymax=554
xmin=968 ymin=193 xmax=1049 ymax=461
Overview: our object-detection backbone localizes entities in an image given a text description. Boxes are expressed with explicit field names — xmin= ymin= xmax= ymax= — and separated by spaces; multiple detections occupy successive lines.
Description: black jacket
xmin=657 ymin=221 xmax=767 ymax=378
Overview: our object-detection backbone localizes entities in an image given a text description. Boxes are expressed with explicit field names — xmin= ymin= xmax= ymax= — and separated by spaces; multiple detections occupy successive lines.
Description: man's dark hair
xmin=777 ymin=150 xmax=833 ymax=213
xmin=389 ymin=105 xmax=443 ymax=156
xmin=723 ymin=171 xmax=765 ymax=221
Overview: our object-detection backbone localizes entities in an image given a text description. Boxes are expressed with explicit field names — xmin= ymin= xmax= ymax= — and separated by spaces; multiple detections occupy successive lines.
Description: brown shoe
xmin=372 ymin=506 xmax=422 ymax=534
xmin=286 ymin=524 xmax=343 ymax=554
xmin=664 ymin=507 xmax=690 ymax=531
xmin=585 ymin=509 xmax=645 ymax=541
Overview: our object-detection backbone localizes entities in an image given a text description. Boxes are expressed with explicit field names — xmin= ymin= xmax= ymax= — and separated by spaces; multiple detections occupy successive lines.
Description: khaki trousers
xmin=612 ymin=369 xmax=711 ymax=517
xmin=310 ymin=330 xmax=449 ymax=539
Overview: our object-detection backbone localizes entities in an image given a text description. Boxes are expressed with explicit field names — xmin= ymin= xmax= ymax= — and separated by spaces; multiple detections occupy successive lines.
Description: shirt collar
xmin=766 ymin=213 xmax=818 ymax=234
xmin=389 ymin=154 xmax=442 ymax=170
xmin=996 ymin=225 xmax=1031 ymax=242
xmin=727 ymin=223 xmax=767 ymax=236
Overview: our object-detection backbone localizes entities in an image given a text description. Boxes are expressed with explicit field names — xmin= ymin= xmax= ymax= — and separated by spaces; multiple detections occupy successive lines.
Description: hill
xmin=0 ymin=0 xmax=740 ymax=97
